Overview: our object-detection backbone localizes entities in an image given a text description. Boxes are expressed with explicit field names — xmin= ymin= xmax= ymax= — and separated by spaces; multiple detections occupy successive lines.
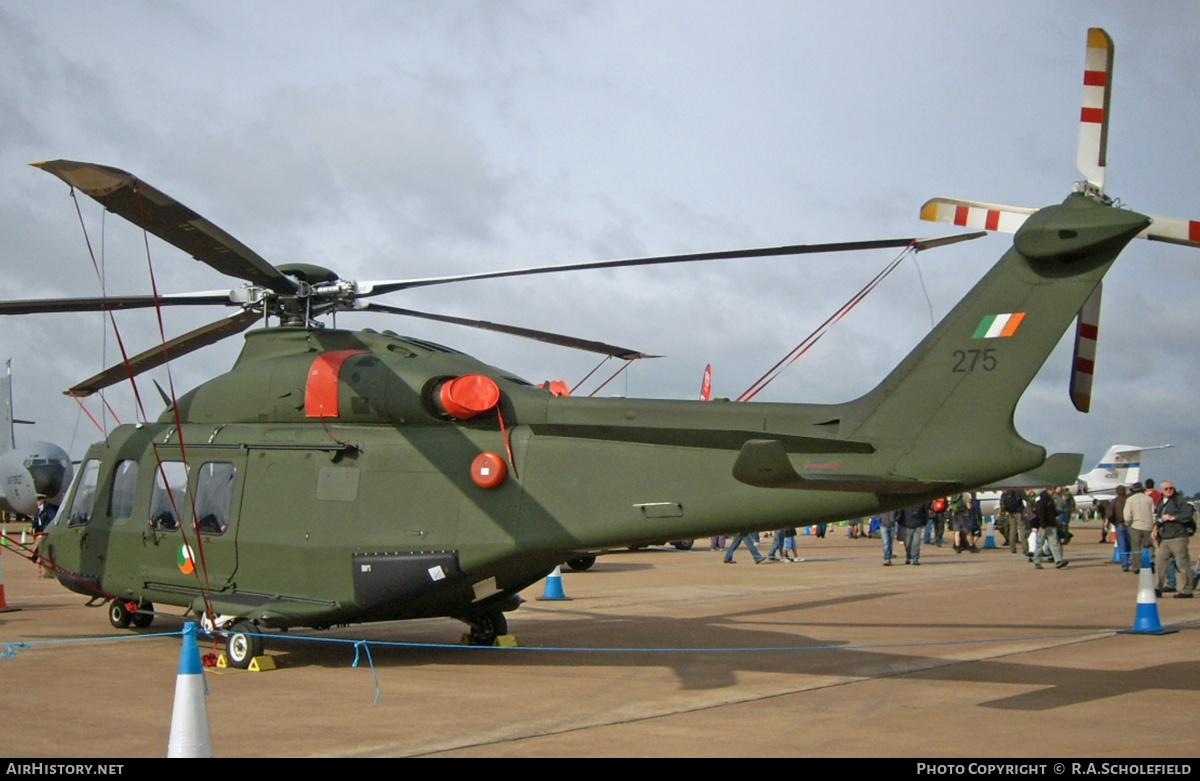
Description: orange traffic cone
xmin=0 ymin=544 xmax=19 ymax=613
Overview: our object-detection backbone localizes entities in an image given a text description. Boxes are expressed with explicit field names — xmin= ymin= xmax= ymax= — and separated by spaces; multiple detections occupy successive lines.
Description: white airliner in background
xmin=977 ymin=444 xmax=1173 ymax=517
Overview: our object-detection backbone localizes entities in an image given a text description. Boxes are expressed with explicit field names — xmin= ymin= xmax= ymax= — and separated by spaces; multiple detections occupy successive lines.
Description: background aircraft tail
xmin=1 ymin=359 xmax=14 ymax=453
xmin=1076 ymin=444 xmax=1173 ymax=494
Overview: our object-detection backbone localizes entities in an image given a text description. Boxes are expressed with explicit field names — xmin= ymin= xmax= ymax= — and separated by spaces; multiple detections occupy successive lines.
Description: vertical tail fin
xmin=842 ymin=195 xmax=1149 ymax=486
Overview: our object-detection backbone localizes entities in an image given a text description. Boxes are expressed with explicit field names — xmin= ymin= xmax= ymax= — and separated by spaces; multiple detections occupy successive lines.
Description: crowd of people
xmin=713 ymin=481 xmax=1197 ymax=596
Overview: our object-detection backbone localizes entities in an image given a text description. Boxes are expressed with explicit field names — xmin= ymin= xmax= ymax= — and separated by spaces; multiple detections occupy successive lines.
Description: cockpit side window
xmin=193 ymin=462 xmax=235 ymax=535
xmin=149 ymin=461 xmax=189 ymax=531
xmin=66 ymin=459 xmax=100 ymax=527
xmin=108 ymin=460 xmax=138 ymax=519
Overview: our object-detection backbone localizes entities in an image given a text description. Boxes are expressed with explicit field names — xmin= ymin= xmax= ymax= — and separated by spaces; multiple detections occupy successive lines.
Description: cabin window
xmin=149 ymin=461 xmax=189 ymax=531
xmin=194 ymin=462 xmax=236 ymax=535
xmin=66 ymin=459 xmax=100 ymax=527
xmin=108 ymin=460 xmax=138 ymax=519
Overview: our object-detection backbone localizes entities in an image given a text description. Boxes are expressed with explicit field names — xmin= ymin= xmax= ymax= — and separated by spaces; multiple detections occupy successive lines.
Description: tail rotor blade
xmin=1069 ymin=283 xmax=1102 ymax=413
xmin=1077 ymin=28 xmax=1114 ymax=195
xmin=1137 ymin=214 xmax=1200 ymax=249
xmin=920 ymin=198 xmax=1034 ymax=234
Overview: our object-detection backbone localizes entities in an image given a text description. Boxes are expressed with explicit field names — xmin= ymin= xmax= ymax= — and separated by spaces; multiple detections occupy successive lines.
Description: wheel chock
xmin=216 ymin=652 xmax=275 ymax=670
xmin=248 ymin=655 xmax=276 ymax=671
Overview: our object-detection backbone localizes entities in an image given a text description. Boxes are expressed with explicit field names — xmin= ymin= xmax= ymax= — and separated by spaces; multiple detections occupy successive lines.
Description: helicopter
xmin=9 ymin=28 xmax=1198 ymax=667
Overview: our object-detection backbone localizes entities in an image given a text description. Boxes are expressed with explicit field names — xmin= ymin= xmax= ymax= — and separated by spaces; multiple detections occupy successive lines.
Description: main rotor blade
xmin=33 ymin=160 xmax=300 ymax=296
xmin=0 ymin=291 xmax=236 ymax=316
xmin=363 ymin=303 xmax=659 ymax=360
xmin=359 ymin=234 xmax=983 ymax=296
xmin=66 ymin=309 xmax=261 ymax=397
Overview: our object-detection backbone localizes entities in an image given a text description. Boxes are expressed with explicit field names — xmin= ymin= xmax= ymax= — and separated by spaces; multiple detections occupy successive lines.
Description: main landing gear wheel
xmin=131 ymin=602 xmax=155 ymax=628
xmin=565 ymin=555 xmax=596 ymax=572
xmin=108 ymin=600 xmax=132 ymax=629
xmin=466 ymin=611 xmax=507 ymax=647
xmin=225 ymin=622 xmax=264 ymax=669
xmin=671 ymin=540 xmax=694 ymax=551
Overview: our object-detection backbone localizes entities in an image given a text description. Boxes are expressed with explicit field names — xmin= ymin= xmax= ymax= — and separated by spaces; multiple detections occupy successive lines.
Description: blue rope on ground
xmin=352 ymin=640 xmax=381 ymax=706
xmin=2 ymin=642 xmax=31 ymax=660
xmin=10 ymin=622 xmax=1200 ymax=660
xmin=1 ymin=630 xmax=181 ymax=659
xmin=6 ymin=619 xmax=1199 ymax=706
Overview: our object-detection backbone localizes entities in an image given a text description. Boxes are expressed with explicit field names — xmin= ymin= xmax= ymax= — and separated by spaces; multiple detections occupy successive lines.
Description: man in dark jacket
xmin=895 ymin=503 xmax=929 ymax=565
xmin=999 ymin=489 xmax=1026 ymax=554
xmin=1031 ymin=489 xmax=1068 ymax=569
xmin=1154 ymin=481 xmax=1195 ymax=598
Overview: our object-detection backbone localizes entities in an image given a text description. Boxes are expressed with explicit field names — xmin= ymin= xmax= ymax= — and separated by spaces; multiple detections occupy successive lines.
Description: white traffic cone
xmin=1119 ymin=566 xmax=1177 ymax=636
xmin=167 ymin=623 xmax=214 ymax=757
xmin=537 ymin=565 xmax=572 ymax=601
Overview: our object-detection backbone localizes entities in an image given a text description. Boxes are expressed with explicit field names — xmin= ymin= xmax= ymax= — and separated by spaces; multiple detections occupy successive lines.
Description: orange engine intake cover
xmin=439 ymin=374 xmax=501 ymax=420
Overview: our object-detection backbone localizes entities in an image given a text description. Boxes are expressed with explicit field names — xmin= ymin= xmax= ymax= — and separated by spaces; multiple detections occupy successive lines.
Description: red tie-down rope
xmin=737 ymin=242 xmax=918 ymax=402
xmin=68 ymin=187 xmax=217 ymax=624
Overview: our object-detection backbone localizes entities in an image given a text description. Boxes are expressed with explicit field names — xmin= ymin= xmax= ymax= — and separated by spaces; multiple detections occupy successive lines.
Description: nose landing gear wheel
xmin=108 ymin=600 xmax=132 ymax=629
xmin=225 ymin=622 xmax=264 ymax=669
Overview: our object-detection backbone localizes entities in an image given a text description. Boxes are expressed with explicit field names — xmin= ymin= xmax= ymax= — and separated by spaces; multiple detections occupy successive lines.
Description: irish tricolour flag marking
xmin=178 ymin=544 xmax=196 ymax=575
xmin=973 ymin=312 xmax=1025 ymax=339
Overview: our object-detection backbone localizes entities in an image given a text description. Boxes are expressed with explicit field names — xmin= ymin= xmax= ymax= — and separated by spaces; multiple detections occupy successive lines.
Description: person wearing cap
xmin=1123 ymin=482 xmax=1157 ymax=575
xmin=32 ymin=493 xmax=58 ymax=578
xmin=32 ymin=493 xmax=57 ymax=535
xmin=1154 ymin=481 xmax=1195 ymax=598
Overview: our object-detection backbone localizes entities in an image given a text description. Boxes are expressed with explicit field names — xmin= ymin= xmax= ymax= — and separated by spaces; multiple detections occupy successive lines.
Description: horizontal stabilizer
xmin=732 ymin=439 xmax=955 ymax=494
xmin=983 ymin=452 xmax=1085 ymax=490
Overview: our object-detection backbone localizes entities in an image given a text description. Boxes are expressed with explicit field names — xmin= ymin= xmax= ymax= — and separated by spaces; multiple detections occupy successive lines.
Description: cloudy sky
xmin=3 ymin=1 xmax=1199 ymax=491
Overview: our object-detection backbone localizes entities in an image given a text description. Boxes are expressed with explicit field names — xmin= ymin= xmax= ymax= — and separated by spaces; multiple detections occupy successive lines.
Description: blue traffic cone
xmin=1119 ymin=566 xmax=1177 ymax=636
xmin=984 ymin=519 xmax=997 ymax=549
xmin=537 ymin=565 xmax=572 ymax=601
xmin=167 ymin=623 xmax=214 ymax=757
